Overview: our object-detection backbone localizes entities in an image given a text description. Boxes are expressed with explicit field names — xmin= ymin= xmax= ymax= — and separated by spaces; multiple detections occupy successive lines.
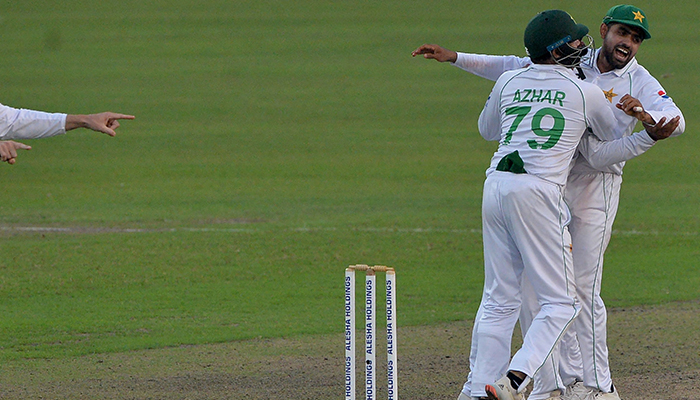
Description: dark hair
xmin=530 ymin=52 xmax=553 ymax=64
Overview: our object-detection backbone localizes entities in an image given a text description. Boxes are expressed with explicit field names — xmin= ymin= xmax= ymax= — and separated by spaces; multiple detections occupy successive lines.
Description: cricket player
xmin=413 ymin=5 xmax=684 ymax=399
xmin=467 ymin=10 xmax=637 ymax=400
xmin=0 ymin=104 xmax=134 ymax=164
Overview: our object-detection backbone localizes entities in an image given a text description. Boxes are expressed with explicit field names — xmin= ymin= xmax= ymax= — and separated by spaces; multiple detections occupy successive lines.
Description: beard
xmin=601 ymin=41 xmax=633 ymax=70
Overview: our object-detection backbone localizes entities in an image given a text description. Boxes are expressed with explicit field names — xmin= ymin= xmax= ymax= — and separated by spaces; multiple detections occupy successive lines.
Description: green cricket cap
xmin=603 ymin=4 xmax=651 ymax=39
xmin=524 ymin=10 xmax=589 ymax=59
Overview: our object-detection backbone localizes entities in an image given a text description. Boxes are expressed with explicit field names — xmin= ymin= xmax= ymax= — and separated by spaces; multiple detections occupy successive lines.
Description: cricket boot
xmin=484 ymin=376 xmax=524 ymax=400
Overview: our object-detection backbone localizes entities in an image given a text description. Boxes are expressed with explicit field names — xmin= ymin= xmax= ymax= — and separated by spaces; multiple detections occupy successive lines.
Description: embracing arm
xmin=453 ymin=53 xmax=531 ymax=81
xmin=0 ymin=104 xmax=134 ymax=140
xmin=412 ymin=44 xmax=531 ymax=81
xmin=0 ymin=105 xmax=134 ymax=165
xmin=578 ymin=129 xmax=655 ymax=169
xmin=580 ymin=93 xmax=681 ymax=169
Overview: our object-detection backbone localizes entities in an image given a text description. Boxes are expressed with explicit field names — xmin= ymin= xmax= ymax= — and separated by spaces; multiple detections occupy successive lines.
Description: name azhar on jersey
xmin=513 ymin=89 xmax=566 ymax=106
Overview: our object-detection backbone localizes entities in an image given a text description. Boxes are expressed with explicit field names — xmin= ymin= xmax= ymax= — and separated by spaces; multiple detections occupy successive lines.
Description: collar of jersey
xmin=529 ymin=63 xmax=578 ymax=76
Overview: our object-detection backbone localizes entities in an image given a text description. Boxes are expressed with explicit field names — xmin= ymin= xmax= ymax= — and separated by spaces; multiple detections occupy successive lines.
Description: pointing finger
xmin=113 ymin=113 xmax=135 ymax=120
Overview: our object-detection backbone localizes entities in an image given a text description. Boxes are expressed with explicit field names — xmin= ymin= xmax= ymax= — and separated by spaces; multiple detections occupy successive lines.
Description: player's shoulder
xmin=628 ymin=60 xmax=665 ymax=86
xmin=615 ymin=58 xmax=660 ymax=83
xmin=575 ymin=78 xmax=604 ymax=93
xmin=549 ymin=69 xmax=600 ymax=96
xmin=620 ymin=59 xmax=671 ymax=100
xmin=492 ymin=66 xmax=534 ymax=92
xmin=630 ymin=60 xmax=650 ymax=74
xmin=497 ymin=66 xmax=533 ymax=81
xmin=550 ymin=68 xmax=599 ymax=92
xmin=555 ymin=77 xmax=607 ymax=108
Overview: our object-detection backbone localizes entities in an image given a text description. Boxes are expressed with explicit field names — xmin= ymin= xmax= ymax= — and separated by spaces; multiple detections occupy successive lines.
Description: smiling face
xmin=597 ymin=22 xmax=645 ymax=72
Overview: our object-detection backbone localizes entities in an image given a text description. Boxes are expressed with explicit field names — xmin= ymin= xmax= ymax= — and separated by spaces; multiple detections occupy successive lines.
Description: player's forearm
xmin=645 ymin=108 xmax=685 ymax=138
xmin=578 ymin=130 xmax=656 ymax=169
xmin=452 ymin=53 xmax=531 ymax=81
xmin=65 ymin=114 xmax=92 ymax=131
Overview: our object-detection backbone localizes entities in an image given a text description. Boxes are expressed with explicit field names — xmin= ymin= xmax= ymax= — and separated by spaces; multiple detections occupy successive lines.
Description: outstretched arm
xmin=412 ymin=43 xmax=531 ymax=81
xmin=0 ymin=104 xmax=134 ymax=140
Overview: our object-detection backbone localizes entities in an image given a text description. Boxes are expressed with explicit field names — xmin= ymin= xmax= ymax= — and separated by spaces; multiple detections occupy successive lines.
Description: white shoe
xmin=592 ymin=385 xmax=620 ymax=400
xmin=563 ymin=381 xmax=591 ymax=400
xmin=542 ymin=389 xmax=563 ymax=399
xmin=562 ymin=382 xmax=620 ymax=400
xmin=457 ymin=391 xmax=491 ymax=400
xmin=485 ymin=376 xmax=524 ymax=400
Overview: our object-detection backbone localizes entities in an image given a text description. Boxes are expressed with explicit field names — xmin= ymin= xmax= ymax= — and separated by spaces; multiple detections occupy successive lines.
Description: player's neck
xmin=596 ymin=55 xmax=614 ymax=73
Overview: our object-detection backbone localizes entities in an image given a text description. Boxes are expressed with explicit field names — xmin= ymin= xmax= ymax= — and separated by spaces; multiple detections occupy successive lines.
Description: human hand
xmin=411 ymin=44 xmax=458 ymax=63
xmin=615 ymin=95 xmax=681 ymax=141
xmin=616 ymin=94 xmax=654 ymax=124
xmin=0 ymin=140 xmax=32 ymax=165
xmin=642 ymin=115 xmax=681 ymax=141
xmin=66 ymin=112 xmax=135 ymax=136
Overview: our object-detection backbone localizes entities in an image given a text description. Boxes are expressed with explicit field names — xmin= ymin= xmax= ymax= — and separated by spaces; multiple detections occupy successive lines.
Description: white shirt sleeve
xmin=452 ymin=53 xmax=531 ymax=81
xmin=478 ymin=78 xmax=504 ymax=142
xmin=0 ymin=103 xmax=67 ymax=140
xmin=579 ymin=83 xmax=658 ymax=169
xmin=635 ymin=77 xmax=685 ymax=138
xmin=577 ymin=129 xmax=656 ymax=169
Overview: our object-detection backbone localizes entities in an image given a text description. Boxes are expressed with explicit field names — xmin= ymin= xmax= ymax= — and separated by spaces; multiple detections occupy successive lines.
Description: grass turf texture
xmin=0 ymin=0 xmax=698 ymax=362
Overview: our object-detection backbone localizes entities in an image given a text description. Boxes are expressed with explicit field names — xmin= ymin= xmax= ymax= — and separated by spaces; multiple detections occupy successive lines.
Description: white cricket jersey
xmin=455 ymin=49 xmax=685 ymax=175
xmin=479 ymin=64 xmax=617 ymax=186
xmin=0 ymin=103 xmax=67 ymax=140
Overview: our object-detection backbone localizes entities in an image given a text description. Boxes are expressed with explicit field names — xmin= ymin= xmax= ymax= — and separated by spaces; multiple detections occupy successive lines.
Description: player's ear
xmin=600 ymin=23 xmax=608 ymax=39
xmin=550 ymin=48 xmax=562 ymax=60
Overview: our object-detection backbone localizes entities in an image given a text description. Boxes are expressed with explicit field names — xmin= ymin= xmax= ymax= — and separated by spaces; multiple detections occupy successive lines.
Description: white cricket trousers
xmin=467 ymin=171 xmax=580 ymax=398
xmin=518 ymin=171 xmax=622 ymax=396
xmin=519 ymin=276 xmax=582 ymax=399
xmin=566 ymin=171 xmax=621 ymax=391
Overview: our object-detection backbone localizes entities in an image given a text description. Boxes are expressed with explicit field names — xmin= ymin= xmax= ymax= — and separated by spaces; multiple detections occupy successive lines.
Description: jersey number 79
xmin=503 ymin=106 xmax=565 ymax=149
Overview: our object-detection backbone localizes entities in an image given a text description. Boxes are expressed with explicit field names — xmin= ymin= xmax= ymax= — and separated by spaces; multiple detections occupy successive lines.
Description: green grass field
xmin=0 ymin=0 xmax=698 ymax=362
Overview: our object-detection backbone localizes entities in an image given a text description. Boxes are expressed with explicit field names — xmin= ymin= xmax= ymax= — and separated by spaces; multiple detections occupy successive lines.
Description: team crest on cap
xmin=633 ymin=10 xmax=645 ymax=22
